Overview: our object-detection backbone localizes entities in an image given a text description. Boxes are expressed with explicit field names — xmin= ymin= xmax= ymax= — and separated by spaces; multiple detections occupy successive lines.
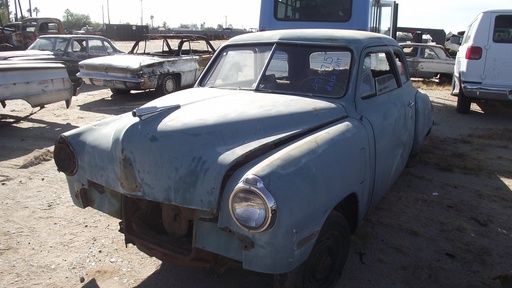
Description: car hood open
xmin=64 ymin=88 xmax=347 ymax=212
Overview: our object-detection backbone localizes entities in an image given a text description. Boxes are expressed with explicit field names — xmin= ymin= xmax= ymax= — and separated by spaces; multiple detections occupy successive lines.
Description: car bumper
xmin=78 ymin=72 xmax=157 ymax=90
xmin=462 ymin=83 xmax=512 ymax=101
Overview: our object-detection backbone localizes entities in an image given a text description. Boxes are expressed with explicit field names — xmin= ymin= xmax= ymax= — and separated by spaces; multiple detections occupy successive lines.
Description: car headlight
xmin=229 ymin=175 xmax=277 ymax=232
xmin=54 ymin=135 xmax=77 ymax=176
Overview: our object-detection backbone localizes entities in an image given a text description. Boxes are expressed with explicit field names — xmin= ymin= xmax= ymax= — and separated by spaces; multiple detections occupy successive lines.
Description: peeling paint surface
xmin=0 ymin=61 xmax=73 ymax=108
xmin=77 ymin=34 xmax=215 ymax=92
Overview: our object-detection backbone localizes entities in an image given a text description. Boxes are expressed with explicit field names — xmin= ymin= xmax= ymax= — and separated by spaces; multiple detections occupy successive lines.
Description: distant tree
xmin=32 ymin=7 xmax=40 ymax=17
xmin=216 ymin=24 xmax=223 ymax=30
xmin=0 ymin=0 xmax=10 ymax=23
xmin=62 ymin=9 xmax=91 ymax=30
xmin=179 ymin=23 xmax=190 ymax=29
xmin=150 ymin=15 xmax=153 ymax=27
xmin=162 ymin=21 xmax=168 ymax=29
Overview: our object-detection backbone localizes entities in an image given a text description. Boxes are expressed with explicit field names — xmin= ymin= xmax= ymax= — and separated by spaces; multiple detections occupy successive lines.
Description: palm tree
xmin=150 ymin=15 xmax=154 ymax=27
xmin=26 ymin=7 xmax=40 ymax=17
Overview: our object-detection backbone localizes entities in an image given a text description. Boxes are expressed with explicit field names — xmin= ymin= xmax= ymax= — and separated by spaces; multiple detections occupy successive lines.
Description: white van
xmin=451 ymin=10 xmax=512 ymax=113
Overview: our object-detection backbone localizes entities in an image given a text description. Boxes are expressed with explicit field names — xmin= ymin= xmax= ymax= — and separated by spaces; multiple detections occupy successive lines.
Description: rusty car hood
xmin=66 ymin=88 xmax=347 ymax=212
xmin=79 ymin=54 xmax=196 ymax=70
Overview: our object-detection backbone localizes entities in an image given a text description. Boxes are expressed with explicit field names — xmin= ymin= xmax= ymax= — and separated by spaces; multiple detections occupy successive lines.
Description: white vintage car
xmin=400 ymin=42 xmax=455 ymax=84
xmin=0 ymin=61 xmax=73 ymax=109
xmin=76 ymin=34 xmax=216 ymax=95
xmin=54 ymin=29 xmax=432 ymax=287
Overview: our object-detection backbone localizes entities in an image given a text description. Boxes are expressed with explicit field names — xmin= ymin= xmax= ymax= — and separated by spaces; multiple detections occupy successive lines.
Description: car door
xmin=355 ymin=47 xmax=415 ymax=209
xmin=482 ymin=13 xmax=512 ymax=87
xmin=67 ymin=38 xmax=89 ymax=79
xmin=402 ymin=45 xmax=420 ymax=77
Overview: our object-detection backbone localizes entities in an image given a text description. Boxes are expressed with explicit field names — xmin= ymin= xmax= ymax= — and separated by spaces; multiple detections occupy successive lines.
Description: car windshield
xmin=200 ymin=43 xmax=352 ymax=98
xmin=28 ymin=38 xmax=69 ymax=52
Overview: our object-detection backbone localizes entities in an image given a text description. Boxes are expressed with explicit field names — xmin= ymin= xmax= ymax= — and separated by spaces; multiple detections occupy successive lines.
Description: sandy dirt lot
xmin=0 ymin=80 xmax=511 ymax=288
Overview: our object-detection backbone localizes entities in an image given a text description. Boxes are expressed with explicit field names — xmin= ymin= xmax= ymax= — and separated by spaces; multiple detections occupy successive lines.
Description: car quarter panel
xmin=78 ymin=55 xmax=200 ymax=89
xmin=209 ymin=119 xmax=371 ymax=273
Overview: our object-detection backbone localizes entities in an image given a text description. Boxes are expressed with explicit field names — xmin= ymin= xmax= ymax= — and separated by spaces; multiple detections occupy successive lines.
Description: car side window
xmin=89 ymin=39 xmax=109 ymax=55
xmin=71 ymin=39 xmax=86 ymax=53
xmin=360 ymin=51 xmax=398 ymax=99
xmin=394 ymin=51 xmax=409 ymax=84
xmin=102 ymin=41 xmax=115 ymax=53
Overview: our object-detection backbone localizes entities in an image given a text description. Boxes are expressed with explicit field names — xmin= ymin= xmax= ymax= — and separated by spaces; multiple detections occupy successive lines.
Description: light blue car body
xmin=56 ymin=29 xmax=432 ymax=274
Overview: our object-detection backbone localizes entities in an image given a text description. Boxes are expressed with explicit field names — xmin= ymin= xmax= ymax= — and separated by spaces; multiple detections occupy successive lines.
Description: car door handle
xmin=408 ymin=101 xmax=415 ymax=108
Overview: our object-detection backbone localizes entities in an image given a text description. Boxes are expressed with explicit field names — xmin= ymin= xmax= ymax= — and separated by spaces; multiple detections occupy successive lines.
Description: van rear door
xmin=482 ymin=13 xmax=512 ymax=86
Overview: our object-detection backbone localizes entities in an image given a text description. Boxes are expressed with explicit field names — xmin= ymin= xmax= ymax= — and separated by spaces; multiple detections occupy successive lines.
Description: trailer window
xmin=275 ymin=0 xmax=352 ymax=22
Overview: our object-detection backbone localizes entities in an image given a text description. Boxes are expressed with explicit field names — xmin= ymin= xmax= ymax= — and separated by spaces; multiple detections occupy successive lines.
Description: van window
xmin=275 ymin=0 xmax=352 ymax=22
xmin=493 ymin=15 xmax=512 ymax=43
xmin=462 ymin=21 xmax=476 ymax=45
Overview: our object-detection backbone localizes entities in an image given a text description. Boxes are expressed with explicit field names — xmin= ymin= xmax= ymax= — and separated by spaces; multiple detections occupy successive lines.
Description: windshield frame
xmin=199 ymin=42 xmax=352 ymax=99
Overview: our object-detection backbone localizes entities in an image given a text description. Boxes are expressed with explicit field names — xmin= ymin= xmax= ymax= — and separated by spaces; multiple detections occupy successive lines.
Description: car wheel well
xmin=157 ymin=73 xmax=180 ymax=95
xmin=456 ymin=83 xmax=472 ymax=114
xmin=333 ymin=193 xmax=358 ymax=234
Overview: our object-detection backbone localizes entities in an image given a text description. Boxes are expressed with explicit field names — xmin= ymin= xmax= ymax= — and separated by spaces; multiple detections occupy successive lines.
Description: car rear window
xmin=493 ymin=15 xmax=512 ymax=43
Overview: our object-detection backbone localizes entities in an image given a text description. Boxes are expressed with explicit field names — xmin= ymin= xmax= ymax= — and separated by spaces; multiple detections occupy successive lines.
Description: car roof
xmin=399 ymin=42 xmax=445 ymax=48
xmin=225 ymin=29 xmax=397 ymax=48
xmin=38 ymin=35 xmax=111 ymax=40
xmin=480 ymin=9 xmax=512 ymax=14
xmin=138 ymin=34 xmax=209 ymax=41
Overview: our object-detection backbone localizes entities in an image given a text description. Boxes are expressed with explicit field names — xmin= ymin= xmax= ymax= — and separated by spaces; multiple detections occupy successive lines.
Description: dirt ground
xmin=1 ymin=77 xmax=511 ymax=288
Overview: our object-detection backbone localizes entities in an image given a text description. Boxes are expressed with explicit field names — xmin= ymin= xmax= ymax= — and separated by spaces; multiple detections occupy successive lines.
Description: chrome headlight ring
xmin=229 ymin=175 xmax=277 ymax=232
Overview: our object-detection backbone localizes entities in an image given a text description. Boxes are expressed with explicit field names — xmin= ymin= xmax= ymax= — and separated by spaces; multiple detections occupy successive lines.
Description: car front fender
xmin=208 ymin=119 xmax=371 ymax=274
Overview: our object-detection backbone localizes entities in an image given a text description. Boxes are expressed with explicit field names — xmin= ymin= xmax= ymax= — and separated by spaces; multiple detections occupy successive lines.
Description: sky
xmin=14 ymin=0 xmax=512 ymax=33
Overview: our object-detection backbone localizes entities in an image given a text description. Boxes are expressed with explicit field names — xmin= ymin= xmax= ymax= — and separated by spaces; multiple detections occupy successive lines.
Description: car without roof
xmin=54 ymin=29 xmax=433 ymax=288
xmin=76 ymin=34 xmax=216 ymax=96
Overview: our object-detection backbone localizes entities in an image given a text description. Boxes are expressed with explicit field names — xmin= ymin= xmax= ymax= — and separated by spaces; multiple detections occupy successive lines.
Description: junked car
xmin=0 ymin=60 xmax=73 ymax=109
xmin=400 ymin=42 xmax=455 ymax=83
xmin=0 ymin=35 xmax=124 ymax=93
xmin=54 ymin=29 xmax=433 ymax=287
xmin=77 ymin=34 xmax=216 ymax=95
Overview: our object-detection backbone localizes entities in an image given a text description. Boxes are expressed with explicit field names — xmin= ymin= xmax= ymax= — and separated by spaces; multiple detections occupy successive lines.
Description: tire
xmin=456 ymin=88 xmax=472 ymax=114
xmin=110 ymin=88 xmax=131 ymax=95
xmin=438 ymin=74 xmax=451 ymax=85
xmin=158 ymin=74 xmax=178 ymax=95
xmin=274 ymin=211 xmax=350 ymax=288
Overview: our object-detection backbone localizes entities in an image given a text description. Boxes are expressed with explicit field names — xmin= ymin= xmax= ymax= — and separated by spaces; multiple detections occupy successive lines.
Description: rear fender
xmin=411 ymin=90 xmax=433 ymax=155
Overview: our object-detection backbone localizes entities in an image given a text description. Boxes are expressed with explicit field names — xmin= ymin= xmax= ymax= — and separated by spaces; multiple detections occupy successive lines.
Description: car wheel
xmin=110 ymin=88 xmax=131 ymax=95
xmin=158 ymin=74 xmax=178 ymax=95
xmin=456 ymin=88 xmax=472 ymax=114
xmin=438 ymin=74 xmax=451 ymax=85
xmin=274 ymin=211 xmax=350 ymax=288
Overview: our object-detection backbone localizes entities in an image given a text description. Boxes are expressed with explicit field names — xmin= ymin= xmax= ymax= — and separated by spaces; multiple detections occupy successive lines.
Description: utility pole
xmin=107 ymin=0 xmax=111 ymax=24
xmin=140 ymin=0 xmax=143 ymax=25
